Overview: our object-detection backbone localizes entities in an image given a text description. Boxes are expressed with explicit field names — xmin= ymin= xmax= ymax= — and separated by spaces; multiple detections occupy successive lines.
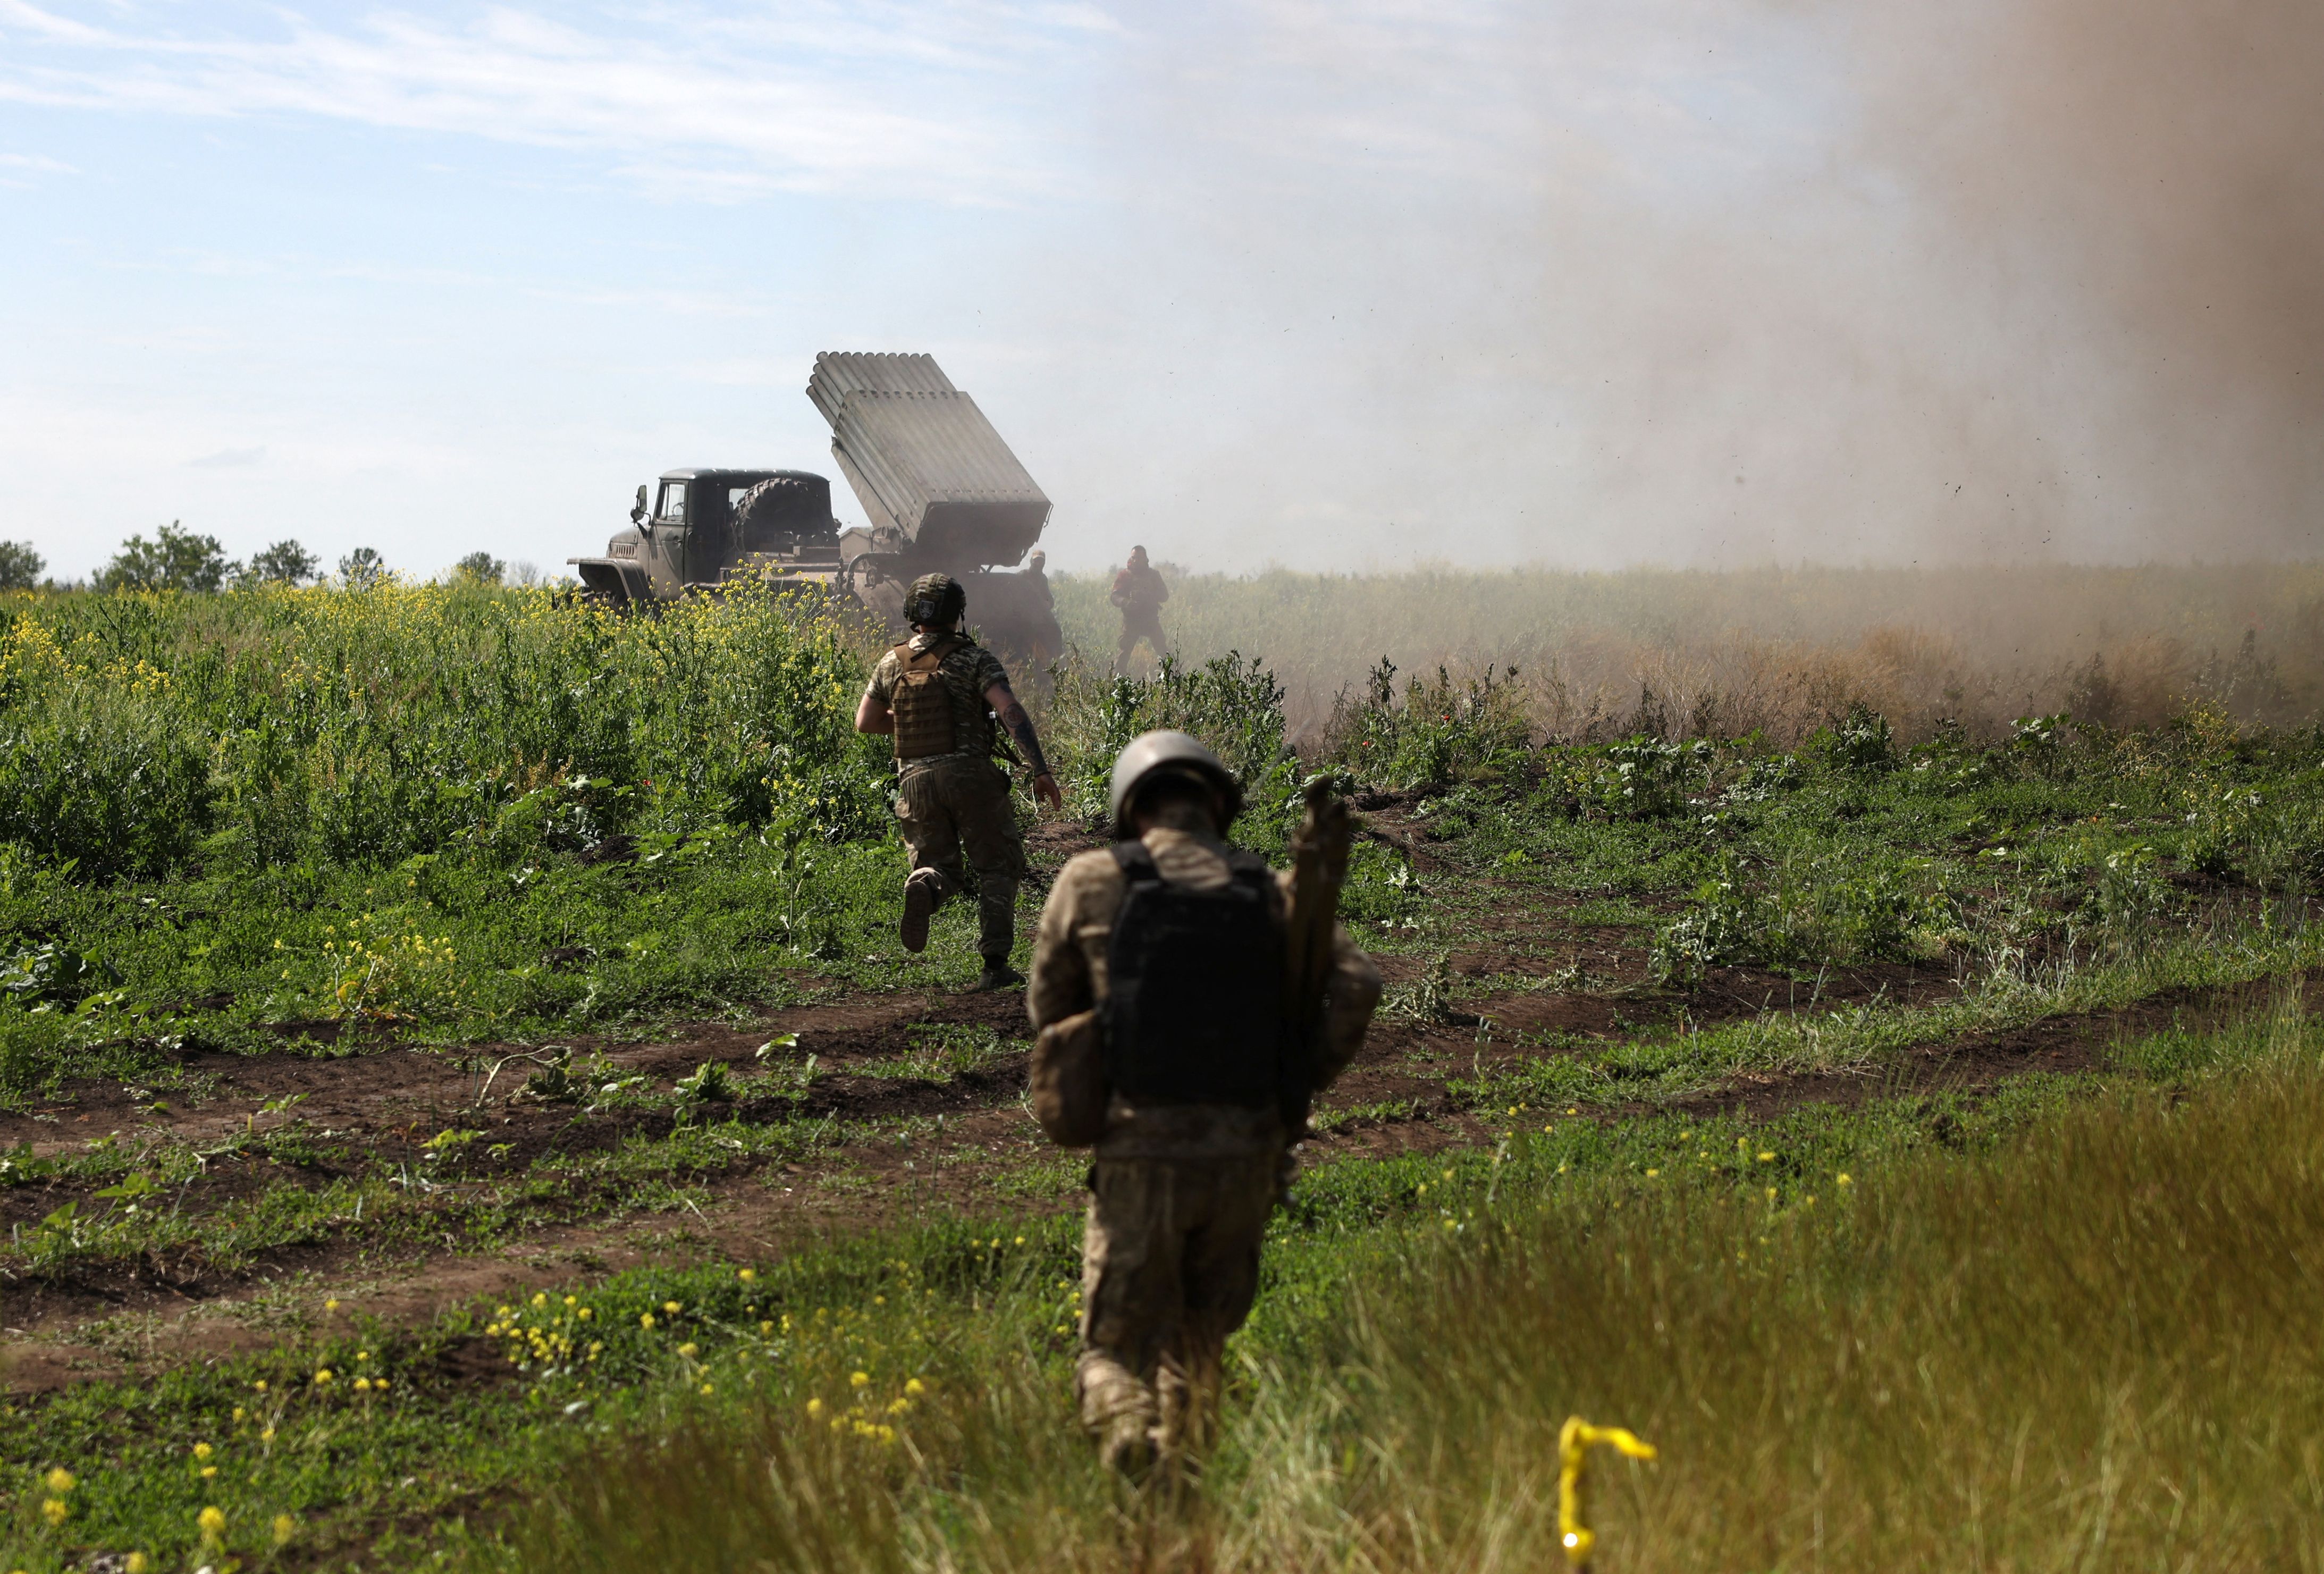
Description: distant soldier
xmin=1030 ymin=732 xmax=1382 ymax=1477
xmin=1110 ymin=545 xmax=1169 ymax=669
xmin=855 ymin=574 xmax=1064 ymax=991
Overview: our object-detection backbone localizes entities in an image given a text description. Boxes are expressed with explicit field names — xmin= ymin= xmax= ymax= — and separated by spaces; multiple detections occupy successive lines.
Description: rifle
xmin=1281 ymin=775 xmax=1352 ymax=1134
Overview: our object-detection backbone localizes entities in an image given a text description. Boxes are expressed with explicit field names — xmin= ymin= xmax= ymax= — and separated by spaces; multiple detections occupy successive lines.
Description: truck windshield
xmin=656 ymin=482 xmax=687 ymax=523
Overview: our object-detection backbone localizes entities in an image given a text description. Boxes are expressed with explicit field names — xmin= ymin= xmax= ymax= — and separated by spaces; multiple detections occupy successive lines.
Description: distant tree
xmin=0 ymin=540 xmax=43 ymax=591
xmin=94 ymin=521 xmax=233 ymax=594
xmin=338 ymin=547 xmax=389 ymax=591
xmin=510 ymin=560 xmax=542 ymax=587
xmin=453 ymin=551 xmax=506 ymax=585
xmin=239 ymin=539 xmax=321 ymax=587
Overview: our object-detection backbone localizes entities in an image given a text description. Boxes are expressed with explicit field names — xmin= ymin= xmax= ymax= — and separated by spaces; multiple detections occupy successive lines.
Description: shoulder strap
xmin=897 ymin=635 xmax=969 ymax=672
xmin=1109 ymin=841 xmax=1159 ymax=881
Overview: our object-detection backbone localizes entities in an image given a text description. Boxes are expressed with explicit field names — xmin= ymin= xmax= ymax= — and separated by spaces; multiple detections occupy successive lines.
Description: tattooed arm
xmin=985 ymin=681 xmax=1064 ymax=811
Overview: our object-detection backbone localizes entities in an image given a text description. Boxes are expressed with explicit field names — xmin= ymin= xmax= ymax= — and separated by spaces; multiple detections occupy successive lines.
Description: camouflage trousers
xmin=895 ymin=756 xmax=1026 ymax=958
xmin=1075 ymin=1149 xmax=1281 ymax=1477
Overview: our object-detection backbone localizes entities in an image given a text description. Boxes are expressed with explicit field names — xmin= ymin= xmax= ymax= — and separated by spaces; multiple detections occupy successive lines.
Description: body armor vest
xmin=889 ymin=637 xmax=968 ymax=761
xmin=1102 ymin=841 xmax=1287 ymax=1107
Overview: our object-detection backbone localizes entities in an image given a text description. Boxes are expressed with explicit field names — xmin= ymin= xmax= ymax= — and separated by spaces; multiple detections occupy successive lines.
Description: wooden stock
xmin=1285 ymin=776 xmax=1352 ymax=1057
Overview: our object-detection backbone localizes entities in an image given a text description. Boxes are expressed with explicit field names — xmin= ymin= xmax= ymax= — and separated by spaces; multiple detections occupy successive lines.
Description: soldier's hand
xmin=1033 ymin=772 xmax=1064 ymax=812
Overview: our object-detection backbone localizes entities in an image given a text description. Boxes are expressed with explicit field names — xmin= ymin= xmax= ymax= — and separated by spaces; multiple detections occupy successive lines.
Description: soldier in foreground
xmin=1029 ymin=732 xmax=1382 ymax=1478
xmin=855 ymin=573 xmax=1064 ymax=991
xmin=1109 ymin=545 xmax=1169 ymax=669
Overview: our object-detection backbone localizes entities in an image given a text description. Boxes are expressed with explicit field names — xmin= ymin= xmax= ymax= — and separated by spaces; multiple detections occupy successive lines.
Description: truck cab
xmin=570 ymin=468 xmax=842 ymax=608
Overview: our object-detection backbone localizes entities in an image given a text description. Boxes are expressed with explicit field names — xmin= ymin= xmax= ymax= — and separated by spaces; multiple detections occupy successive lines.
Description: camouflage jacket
xmin=862 ymin=632 xmax=1013 ymax=773
xmin=1029 ymin=825 xmax=1383 ymax=1159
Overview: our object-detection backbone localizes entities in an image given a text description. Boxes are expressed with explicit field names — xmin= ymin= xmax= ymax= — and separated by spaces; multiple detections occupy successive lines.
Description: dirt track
xmin=0 ymin=801 xmax=2276 ymax=1396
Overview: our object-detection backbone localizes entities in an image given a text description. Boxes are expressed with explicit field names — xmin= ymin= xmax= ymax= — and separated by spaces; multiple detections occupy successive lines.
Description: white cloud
xmin=186 ymin=445 xmax=266 ymax=467
xmin=0 ymin=148 xmax=78 ymax=184
xmin=0 ymin=0 xmax=1102 ymax=202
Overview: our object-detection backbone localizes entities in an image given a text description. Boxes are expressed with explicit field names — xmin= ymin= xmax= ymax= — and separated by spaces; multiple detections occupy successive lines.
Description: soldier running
xmin=1110 ymin=545 xmax=1169 ymax=669
xmin=1030 ymin=731 xmax=1382 ymax=1477
xmin=855 ymin=573 xmax=1064 ymax=991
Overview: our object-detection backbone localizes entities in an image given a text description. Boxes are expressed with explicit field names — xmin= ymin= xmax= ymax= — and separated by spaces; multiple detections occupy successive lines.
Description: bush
xmin=1331 ymin=659 xmax=1534 ymax=791
xmin=1653 ymin=854 xmax=1953 ymax=982
xmin=1046 ymin=651 xmax=1300 ymax=834
xmin=1811 ymin=702 xmax=1897 ymax=773
xmin=0 ymin=680 xmax=215 ymax=880
xmin=1576 ymin=736 xmax=1708 ymax=821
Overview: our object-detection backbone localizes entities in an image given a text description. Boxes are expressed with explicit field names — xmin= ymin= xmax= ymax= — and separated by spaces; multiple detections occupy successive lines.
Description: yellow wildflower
xmin=127 ymin=1555 xmax=151 ymax=1574
xmin=314 ymin=1368 xmax=334 ymax=1385
xmin=904 ymin=1377 xmax=927 ymax=1396
xmin=678 ymin=1343 xmax=698 ymax=1358
xmin=43 ymin=1467 xmax=74 ymax=1493
xmin=806 ymin=1398 xmax=825 ymax=1419
xmin=849 ymin=1370 xmax=870 ymax=1388
xmin=664 ymin=1301 xmax=682 ymax=1315
xmin=193 ymin=1442 xmax=213 ymax=1460
xmin=273 ymin=1513 xmax=298 ymax=1546
xmin=639 ymin=1312 xmax=656 ymax=1331
xmin=737 ymin=1268 xmax=756 ymax=1283
xmin=198 ymin=1505 xmax=227 ymax=1541
xmin=42 ymin=1498 xmax=68 ymax=1526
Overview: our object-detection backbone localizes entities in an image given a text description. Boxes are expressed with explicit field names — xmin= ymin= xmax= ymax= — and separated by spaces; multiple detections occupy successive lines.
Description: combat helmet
xmin=1107 ymin=730 xmax=1242 ymax=840
xmin=906 ymin=573 xmax=967 ymax=629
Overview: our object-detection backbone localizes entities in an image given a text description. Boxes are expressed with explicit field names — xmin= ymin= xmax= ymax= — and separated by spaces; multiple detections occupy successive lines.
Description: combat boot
xmin=972 ymin=954 xmax=1024 ymax=991
xmin=899 ymin=868 xmax=941 ymax=953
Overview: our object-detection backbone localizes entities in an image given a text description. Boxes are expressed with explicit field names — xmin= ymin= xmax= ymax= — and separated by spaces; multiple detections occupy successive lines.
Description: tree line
xmin=0 ymin=525 xmax=516 ymax=593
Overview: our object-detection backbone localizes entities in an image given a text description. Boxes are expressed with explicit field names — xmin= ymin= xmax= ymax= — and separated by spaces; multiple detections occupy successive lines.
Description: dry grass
xmin=1052 ymin=562 xmax=2324 ymax=743
xmin=494 ymin=1007 xmax=2324 ymax=1573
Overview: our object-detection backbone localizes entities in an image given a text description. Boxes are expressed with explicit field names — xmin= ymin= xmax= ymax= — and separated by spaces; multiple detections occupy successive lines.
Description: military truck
xmin=568 ymin=352 xmax=1063 ymax=662
xmin=570 ymin=468 xmax=843 ymax=605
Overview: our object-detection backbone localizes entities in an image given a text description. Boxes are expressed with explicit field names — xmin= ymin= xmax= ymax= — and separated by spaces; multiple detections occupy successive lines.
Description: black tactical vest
xmin=1102 ymin=841 xmax=1286 ymax=1107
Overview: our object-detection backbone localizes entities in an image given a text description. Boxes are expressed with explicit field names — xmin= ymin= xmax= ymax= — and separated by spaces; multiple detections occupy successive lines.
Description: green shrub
xmin=0 ymin=680 xmax=215 ymax=879
xmin=1331 ymin=659 xmax=1534 ymax=792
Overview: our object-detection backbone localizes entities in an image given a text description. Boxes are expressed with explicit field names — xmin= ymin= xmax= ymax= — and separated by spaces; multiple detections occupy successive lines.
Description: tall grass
xmin=0 ymin=580 xmax=886 ymax=881
xmin=486 ymin=1009 xmax=2324 ymax=1572
xmin=1054 ymin=562 xmax=2324 ymax=740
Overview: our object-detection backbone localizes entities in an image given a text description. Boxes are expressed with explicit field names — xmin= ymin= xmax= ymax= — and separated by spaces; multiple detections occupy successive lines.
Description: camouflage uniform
xmin=864 ymin=631 xmax=1026 ymax=961
xmin=1029 ymin=824 xmax=1382 ymax=1474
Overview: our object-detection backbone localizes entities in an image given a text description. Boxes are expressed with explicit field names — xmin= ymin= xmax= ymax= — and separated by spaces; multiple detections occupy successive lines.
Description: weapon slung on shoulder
xmin=1282 ymin=775 xmax=1351 ymax=1132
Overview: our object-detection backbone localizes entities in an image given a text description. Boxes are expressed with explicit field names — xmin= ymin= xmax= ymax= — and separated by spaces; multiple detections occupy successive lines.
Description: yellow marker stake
xmin=1558 ymin=1416 xmax=1658 ymax=1567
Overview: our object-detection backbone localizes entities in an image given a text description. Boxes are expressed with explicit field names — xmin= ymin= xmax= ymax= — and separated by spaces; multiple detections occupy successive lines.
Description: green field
xmin=5 ymin=572 xmax=2322 ymax=1571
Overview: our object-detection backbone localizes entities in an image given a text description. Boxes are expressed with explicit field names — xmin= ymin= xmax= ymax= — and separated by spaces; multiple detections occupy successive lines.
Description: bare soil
xmin=2 ymin=803 xmax=2287 ymax=1395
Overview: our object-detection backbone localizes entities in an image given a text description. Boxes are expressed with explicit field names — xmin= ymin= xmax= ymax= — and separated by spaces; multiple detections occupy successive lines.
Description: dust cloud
xmin=1050 ymin=0 xmax=2322 ymax=571
xmin=1847 ymin=0 xmax=2324 ymax=557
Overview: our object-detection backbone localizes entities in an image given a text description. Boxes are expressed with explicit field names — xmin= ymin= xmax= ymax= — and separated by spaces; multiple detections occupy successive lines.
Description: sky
xmin=2 ymin=0 xmax=2318 ymax=582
